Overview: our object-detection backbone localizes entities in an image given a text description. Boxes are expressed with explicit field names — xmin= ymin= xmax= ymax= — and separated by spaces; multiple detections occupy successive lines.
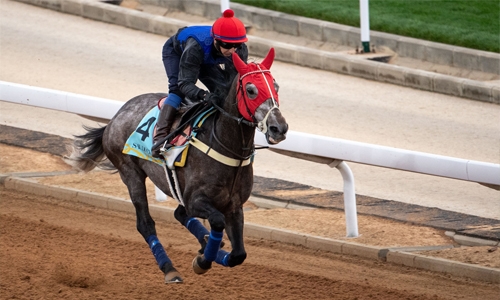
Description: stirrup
xmin=160 ymin=142 xmax=173 ymax=154
xmin=152 ymin=140 xmax=171 ymax=158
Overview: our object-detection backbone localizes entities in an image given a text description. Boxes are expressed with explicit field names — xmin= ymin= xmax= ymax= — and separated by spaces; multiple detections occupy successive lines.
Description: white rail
xmin=0 ymin=81 xmax=122 ymax=121
xmin=253 ymin=131 xmax=500 ymax=187
xmin=2 ymin=81 xmax=500 ymax=237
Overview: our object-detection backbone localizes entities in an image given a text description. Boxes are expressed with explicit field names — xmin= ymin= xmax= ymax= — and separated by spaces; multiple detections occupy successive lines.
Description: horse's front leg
xmin=190 ymin=206 xmax=246 ymax=274
xmin=174 ymin=205 xmax=209 ymax=253
xmin=196 ymin=207 xmax=246 ymax=270
xmin=223 ymin=207 xmax=247 ymax=267
xmin=187 ymin=199 xmax=228 ymax=274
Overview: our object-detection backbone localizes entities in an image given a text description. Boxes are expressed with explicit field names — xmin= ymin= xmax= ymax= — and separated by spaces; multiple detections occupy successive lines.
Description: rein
xmin=210 ymin=113 xmax=255 ymax=161
xmin=207 ymin=111 xmax=256 ymax=199
xmin=187 ymin=96 xmax=256 ymax=168
xmin=211 ymin=100 xmax=256 ymax=127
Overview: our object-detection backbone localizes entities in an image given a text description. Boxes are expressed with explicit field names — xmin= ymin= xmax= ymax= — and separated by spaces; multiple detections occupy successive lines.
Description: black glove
xmin=197 ymin=89 xmax=209 ymax=101
xmin=204 ymin=92 xmax=213 ymax=102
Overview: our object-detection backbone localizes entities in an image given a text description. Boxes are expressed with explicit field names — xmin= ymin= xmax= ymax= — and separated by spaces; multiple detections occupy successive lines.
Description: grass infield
xmin=233 ymin=0 xmax=499 ymax=53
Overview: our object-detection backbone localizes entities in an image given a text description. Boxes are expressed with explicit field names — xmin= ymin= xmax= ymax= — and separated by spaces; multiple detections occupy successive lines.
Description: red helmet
xmin=211 ymin=9 xmax=248 ymax=43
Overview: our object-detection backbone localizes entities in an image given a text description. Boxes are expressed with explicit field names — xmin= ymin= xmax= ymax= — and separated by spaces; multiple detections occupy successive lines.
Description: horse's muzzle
xmin=266 ymin=123 xmax=288 ymax=144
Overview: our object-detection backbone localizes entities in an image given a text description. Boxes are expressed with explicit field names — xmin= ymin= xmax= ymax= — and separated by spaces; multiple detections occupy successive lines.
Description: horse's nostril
xmin=270 ymin=125 xmax=288 ymax=135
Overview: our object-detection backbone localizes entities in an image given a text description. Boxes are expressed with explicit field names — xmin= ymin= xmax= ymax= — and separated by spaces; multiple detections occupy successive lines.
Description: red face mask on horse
xmin=232 ymin=48 xmax=280 ymax=127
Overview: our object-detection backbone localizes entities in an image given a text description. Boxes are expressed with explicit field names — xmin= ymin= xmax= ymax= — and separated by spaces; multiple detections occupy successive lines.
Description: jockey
xmin=152 ymin=9 xmax=249 ymax=158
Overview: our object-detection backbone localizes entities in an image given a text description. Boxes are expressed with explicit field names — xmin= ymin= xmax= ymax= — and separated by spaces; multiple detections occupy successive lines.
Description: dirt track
xmin=2 ymin=187 xmax=499 ymax=300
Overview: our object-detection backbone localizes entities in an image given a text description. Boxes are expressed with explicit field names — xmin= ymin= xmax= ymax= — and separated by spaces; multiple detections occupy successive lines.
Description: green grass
xmin=232 ymin=0 xmax=500 ymax=53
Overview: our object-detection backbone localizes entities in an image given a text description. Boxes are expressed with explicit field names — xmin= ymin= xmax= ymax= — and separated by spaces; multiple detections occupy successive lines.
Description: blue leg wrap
xmin=146 ymin=235 xmax=171 ymax=270
xmin=203 ymin=230 xmax=223 ymax=262
xmin=215 ymin=249 xmax=230 ymax=267
xmin=185 ymin=217 xmax=209 ymax=244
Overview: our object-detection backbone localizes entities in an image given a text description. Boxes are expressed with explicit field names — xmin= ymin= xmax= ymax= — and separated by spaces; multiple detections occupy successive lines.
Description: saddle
xmin=154 ymin=98 xmax=212 ymax=149
xmin=122 ymin=98 xmax=215 ymax=168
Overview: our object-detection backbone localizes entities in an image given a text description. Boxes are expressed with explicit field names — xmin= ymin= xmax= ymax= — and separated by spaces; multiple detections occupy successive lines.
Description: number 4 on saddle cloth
xmin=122 ymin=99 xmax=215 ymax=169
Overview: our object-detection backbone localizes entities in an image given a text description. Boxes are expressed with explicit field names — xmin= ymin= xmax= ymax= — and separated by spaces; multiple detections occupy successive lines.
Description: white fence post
xmin=360 ymin=0 xmax=370 ymax=53
xmin=220 ymin=0 xmax=230 ymax=12
xmin=330 ymin=160 xmax=359 ymax=237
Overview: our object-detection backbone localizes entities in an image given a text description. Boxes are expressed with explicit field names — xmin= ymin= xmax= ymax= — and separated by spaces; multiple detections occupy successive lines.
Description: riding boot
xmin=152 ymin=104 xmax=177 ymax=158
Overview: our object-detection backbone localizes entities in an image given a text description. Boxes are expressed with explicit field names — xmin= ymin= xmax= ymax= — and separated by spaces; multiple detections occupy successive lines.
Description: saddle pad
xmin=122 ymin=106 xmax=189 ymax=168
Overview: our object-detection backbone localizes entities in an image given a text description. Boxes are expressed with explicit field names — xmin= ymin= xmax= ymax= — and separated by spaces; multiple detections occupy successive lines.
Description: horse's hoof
xmin=164 ymin=270 xmax=183 ymax=284
xmin=192 ymin=255 xmax=211 ymax=275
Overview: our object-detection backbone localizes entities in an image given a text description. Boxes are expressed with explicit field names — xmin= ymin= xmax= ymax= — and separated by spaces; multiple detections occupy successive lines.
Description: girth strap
xmin=189 ymin=136 xmax=254 ymax=167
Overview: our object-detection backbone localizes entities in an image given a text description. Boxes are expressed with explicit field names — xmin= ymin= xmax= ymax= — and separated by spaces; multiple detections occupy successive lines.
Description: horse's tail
xmin=64 ymin=125 xmax=116 ymax=172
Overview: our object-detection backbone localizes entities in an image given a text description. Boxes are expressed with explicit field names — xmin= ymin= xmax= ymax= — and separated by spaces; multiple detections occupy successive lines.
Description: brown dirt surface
xmin=1 ymin=143 xmax=500 ymax=299
xmin=1 ymin=143 xmax=500 ymax=269
xmin=2 ymin=188 xmax=499 ymax=300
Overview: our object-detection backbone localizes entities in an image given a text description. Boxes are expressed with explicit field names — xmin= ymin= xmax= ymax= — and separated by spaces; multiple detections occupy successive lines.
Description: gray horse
xmin=66 ymin=48 xmax=288 ymax=283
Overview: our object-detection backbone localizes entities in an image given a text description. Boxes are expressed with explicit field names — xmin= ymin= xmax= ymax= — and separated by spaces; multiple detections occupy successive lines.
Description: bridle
xmin=235 ymin=64 xmax=279 ymax=134
xmin=200 ymin=62 xmax=280 ymax=165
xmin=211 ymin=63 xmax=279 ymax=135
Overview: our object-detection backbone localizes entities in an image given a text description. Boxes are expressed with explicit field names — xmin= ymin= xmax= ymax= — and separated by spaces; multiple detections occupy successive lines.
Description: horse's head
xmin=232 ymin=48 xmax=288 ymax=144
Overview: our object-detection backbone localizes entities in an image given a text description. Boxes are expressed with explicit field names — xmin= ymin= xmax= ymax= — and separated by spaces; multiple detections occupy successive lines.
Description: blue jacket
xmin=177 ymin=26 xmax=229 ymax=65
xmin=163 ymin=26 xmax=248 ymax=101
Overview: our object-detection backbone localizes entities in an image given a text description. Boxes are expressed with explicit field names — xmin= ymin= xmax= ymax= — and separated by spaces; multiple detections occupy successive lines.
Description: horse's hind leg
xmin=119 ymin=168 xmax=182 ymax=283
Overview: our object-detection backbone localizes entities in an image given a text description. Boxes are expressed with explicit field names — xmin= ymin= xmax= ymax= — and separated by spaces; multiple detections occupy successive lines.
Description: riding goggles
xmin=217 ymin=40 xmax=242 ymax=49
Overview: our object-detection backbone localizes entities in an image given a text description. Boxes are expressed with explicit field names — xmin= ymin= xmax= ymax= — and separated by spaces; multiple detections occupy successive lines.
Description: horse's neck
xmin=213 ymin=79 xmax=255 ymax=156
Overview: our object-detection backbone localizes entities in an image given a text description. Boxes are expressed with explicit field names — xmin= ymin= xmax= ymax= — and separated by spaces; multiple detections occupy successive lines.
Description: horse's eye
xmin=274 ymin=81 xmax=280 ymax=93
xmin=245 ymin=83 xmax=258 ymax=100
